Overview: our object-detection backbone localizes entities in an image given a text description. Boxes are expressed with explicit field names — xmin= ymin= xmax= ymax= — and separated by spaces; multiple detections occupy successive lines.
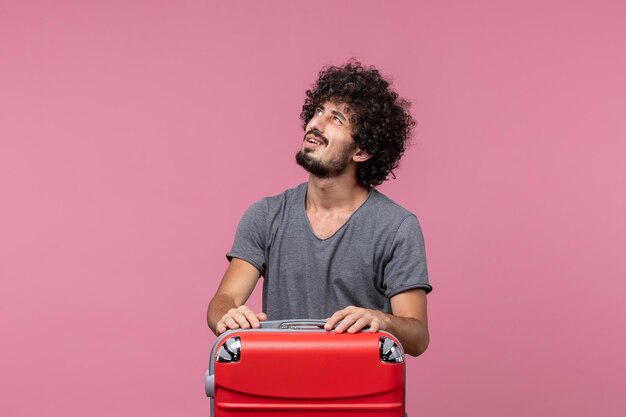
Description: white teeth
xmin=308 ymin=139 xmax=319 ymax=145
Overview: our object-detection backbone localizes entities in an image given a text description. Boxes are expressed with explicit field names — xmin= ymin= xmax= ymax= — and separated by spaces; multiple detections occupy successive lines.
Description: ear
xmin=352 ymin=147 xmax=373 ymax=163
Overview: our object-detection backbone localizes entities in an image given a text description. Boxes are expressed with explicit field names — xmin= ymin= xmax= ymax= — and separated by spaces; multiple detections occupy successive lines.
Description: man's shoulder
xmin=355 ymin=188 xmax=423 ymax=238
xmin=366 ymin=188 xmax=415 ymax=220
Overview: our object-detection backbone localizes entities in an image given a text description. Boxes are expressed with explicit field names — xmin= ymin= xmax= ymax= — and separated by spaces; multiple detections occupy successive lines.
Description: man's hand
xmin=324 ymin=306 xmax=390 ymax=333
xmin=323 ymin=290 xmax=429 ymax=357
xmin=215 ymin=305 xmax=267 ymax=335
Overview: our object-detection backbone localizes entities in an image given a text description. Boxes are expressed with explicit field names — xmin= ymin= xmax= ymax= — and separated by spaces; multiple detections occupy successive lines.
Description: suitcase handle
xmin=278 ymin=321 xmax=326 ymax=330
xmin=258 ymin=319 xmax=328 ymax=330
xmin=262 ymin=319 xmax=371 ymax=331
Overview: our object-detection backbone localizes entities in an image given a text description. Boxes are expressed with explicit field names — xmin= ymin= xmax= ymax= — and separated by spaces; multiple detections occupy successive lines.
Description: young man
xmin=207 ymin=60 xmax=432 ymax=356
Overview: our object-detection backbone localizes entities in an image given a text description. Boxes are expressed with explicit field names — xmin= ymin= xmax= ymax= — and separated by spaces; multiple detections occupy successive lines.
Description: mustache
xmin=304 ymin=129 xmax=328 ymax=145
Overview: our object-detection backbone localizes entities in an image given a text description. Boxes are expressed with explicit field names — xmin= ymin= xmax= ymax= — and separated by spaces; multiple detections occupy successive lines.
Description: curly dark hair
xmin=300 ymin=59 xmax=416 ymax=188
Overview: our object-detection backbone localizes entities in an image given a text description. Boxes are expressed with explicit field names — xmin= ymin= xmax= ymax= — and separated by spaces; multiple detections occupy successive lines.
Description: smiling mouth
xmin=304 ymin=131 xmax=327 ymax=146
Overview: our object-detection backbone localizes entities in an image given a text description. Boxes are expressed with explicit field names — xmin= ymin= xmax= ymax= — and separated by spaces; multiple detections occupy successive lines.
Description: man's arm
xmin=324 ymin=289 xmax=429 ymax=357
xmin=207 ymin=258 xmax=266 ymax=335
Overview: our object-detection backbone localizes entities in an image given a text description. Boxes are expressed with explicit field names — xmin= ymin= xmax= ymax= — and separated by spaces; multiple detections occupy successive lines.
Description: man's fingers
xmin=239 ymin=307 xmax=261 ymax=328
xmin=368 ymin=318 xmax=380 ymax=333
xmin=232 ymin=310 xmax=253 ymax=329
xmin=325 ymin=308 xmax=351 ymax=330
xmin=226 ymin=316 xmax=241 ymax=329
xmin=335 ymin=314 xmax=359 ymax=333
xmin=328 ymin=307 xmax=381 ymax=334
xmin=325 ymin=314 xmax=343 ymax=330
xmin=222 ymin=309 xmax=244 ymax=329
xmin=217 ymin=306 xmax=265 ymax=333
xmin=348 ymin=317 xmax=371 ymax=333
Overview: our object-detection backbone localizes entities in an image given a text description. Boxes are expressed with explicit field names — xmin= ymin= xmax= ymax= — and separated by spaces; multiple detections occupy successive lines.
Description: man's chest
xmin=306 ymin=210 xmax=354 ymax=240
xmin=263 ymin=203 xmax=391 ymax=275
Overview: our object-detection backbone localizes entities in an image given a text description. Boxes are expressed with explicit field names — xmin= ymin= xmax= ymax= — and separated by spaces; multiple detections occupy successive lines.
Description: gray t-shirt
xmin=226 ymin=183 xmax=431 ymax=320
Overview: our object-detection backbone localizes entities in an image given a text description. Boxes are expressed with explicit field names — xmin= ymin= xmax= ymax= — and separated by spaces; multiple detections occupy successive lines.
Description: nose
xmin=307 ymin=111 xmax=326 ymax=132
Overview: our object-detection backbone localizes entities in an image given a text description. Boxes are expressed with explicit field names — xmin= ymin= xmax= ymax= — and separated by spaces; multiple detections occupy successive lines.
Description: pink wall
xmin=1 ymin=1 xmax=625 ymax=416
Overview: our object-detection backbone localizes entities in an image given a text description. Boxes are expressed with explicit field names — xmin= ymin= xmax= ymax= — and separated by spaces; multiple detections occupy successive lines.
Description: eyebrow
xmin=331 ymin=109 xmax=348 ymax=123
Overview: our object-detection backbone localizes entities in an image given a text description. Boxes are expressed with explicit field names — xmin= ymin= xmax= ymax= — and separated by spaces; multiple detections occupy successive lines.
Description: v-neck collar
xmin=301 ymin=184 xmax=373 ymax=241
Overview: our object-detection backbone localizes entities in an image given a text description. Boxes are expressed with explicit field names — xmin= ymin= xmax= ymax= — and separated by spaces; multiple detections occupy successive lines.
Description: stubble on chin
xmin=295 ymin=147 xmax=353 ymax=179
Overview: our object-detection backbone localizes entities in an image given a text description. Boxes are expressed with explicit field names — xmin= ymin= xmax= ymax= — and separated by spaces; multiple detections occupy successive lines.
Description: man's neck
xmin=306 ymin=174 xmax=370 ymax=213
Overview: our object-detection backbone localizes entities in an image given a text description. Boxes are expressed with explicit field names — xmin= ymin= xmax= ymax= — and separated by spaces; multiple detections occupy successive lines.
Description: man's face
xmin=296 ymin=101 xmax=358 ymax=178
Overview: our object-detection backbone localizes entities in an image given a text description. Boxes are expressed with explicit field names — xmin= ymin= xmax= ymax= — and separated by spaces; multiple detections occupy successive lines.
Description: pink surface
xmin=1 ymin=1 xmax=625 ymax=416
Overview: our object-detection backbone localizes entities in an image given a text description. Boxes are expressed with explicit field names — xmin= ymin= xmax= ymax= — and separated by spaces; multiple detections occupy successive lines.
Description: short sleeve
xmin=226 ymin=200 xmax=268 ymax=275
xmin=383 ymin=215 xmax=432 ymax=297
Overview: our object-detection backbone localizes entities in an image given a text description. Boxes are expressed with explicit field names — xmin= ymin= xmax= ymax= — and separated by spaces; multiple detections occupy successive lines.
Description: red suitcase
xmin=205 ymin=320 xmax=406 ymax=417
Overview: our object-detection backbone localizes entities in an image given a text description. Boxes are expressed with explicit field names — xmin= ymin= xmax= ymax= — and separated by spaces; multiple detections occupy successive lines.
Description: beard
xmin=295 ymin=143 xmax=355 ymax=178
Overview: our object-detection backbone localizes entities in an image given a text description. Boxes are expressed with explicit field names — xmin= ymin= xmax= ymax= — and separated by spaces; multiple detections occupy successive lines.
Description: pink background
xmin=1 ymin=1 xmax=625 ymax=416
